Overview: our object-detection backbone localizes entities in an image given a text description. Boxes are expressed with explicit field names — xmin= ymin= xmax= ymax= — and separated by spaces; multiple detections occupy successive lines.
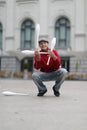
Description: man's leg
xmin=32 ymin=71 xmax=48 ymax=95
xmin=53 ymin=68 xmax=67 ymax=96
xmin=32 ymin=68 xmax=67 ymax=96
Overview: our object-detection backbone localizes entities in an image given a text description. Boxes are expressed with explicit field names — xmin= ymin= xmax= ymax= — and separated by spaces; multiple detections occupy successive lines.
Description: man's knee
xmin=32 ymin=72 xmax=39 ymax=80
xmin=32 ymin=72 xmax=37 ymax=79
xmin=60 ymin=68 xmax=67 ymax=76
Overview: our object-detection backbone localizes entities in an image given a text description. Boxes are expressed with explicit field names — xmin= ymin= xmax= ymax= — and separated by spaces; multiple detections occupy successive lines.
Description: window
xmin=55 ymin=17 xmax=70 ymax=49
xmin=0 ymin=23 xmax=2 ymax=49
xmin=21 ymin=19 xmax=35 ymax=50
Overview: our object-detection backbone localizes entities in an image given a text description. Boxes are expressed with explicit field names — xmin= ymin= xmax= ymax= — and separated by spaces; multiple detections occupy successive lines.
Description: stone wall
xmin=70 ymin=57 xmax=87 ymax=74
xmin=1 ymin=56 xmax=20 ymax=72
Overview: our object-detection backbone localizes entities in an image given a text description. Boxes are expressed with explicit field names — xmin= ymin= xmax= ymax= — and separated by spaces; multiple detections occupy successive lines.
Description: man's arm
xmin=48 ymin=50 xmax=57 ymax=60
xmin=34 ymin=50 xmax=41 ymax=70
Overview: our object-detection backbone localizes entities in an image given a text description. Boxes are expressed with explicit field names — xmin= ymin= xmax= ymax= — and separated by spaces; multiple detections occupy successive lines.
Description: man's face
xmin=39 ymin=41 xmax=48 ymax=50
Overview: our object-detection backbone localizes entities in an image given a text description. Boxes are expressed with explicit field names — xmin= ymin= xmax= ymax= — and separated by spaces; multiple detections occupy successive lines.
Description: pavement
xmin=0 ymin=79 xmax=87 ymax=130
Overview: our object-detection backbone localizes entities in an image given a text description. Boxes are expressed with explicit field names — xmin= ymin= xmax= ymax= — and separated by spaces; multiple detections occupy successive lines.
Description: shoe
xmin=53 ymin=87 xmax=60 ymax=97
xmin=37 ymin=89 xmax=47 ymax=96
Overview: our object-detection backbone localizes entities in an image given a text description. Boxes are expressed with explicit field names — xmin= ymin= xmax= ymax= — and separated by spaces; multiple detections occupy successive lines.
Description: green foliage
xmin=23 ymin=62 xmax=29 ymax=69
xmin=75 ymin=62 xmax=78 ymax=72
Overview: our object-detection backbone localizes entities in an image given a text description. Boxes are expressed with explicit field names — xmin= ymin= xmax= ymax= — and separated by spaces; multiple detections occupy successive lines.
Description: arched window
xmin=21 ymin=19 xmax=35 ymax=50
xmin=55 ymin=17 xmax=70 ymax=49
xmin=0 ymin=23 xmax=2 ymax=49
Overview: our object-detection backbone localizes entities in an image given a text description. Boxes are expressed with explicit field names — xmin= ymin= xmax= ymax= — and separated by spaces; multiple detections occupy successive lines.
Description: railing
xmin=0 ymin=71 xmax=87 ymax=80
xmin=0 ymin=71 xmax=32 ymax=79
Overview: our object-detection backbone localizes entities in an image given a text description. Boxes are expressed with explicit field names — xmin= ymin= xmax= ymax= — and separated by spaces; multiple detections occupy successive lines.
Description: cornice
xmin=52 ymin=0 xmax=73 ymax=2
xmin=0 ymin=0 xmax=6 ymax=7
xmin=0 ymin=0 xmax=6 ymax=4
xmin=16 ymin=0 xmax=38 ymax=4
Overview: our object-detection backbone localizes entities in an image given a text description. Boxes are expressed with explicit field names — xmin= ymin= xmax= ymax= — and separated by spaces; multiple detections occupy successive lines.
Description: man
xmin=32 ymin=38 xmax=67 ymax=96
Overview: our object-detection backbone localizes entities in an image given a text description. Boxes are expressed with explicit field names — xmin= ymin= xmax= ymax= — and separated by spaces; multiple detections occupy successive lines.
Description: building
xmin=0 ymin=0 xmax=87 ymax=75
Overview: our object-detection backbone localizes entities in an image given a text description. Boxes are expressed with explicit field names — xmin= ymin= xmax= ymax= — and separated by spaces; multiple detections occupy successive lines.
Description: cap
xmin=38 ymin=36 xmax=49 ymax=44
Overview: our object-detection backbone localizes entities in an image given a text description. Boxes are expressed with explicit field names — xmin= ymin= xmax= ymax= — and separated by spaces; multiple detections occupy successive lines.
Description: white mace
xmin=2 ymin=91 xmax=29 ymax=96
xmin=22 ymin=50 xmax=48 ymax=55
xmin=21 ymin=23 xmax=40 ymax=55
xmin=47 ymin=37 xmax=56 ymax=65
xmin=35 ymin=23 xmax=40 ymax=49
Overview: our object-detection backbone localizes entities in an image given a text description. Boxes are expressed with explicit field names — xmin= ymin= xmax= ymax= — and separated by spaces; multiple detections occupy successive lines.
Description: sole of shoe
xmin=53 ymin=87 xmax=60 ymax=97
xmin=37 ymin=90 xmax=47 ymax=96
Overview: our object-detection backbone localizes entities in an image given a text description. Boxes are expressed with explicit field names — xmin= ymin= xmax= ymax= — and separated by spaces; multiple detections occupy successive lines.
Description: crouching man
xmin=32 ymin=38 xmax=67 ymax=97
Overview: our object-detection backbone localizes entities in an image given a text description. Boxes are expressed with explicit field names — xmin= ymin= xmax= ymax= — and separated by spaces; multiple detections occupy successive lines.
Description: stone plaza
xmin=0 ymin=79 xmax=87 ymax=130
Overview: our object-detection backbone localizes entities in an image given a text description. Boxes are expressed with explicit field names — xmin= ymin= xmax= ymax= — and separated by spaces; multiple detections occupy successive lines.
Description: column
xmin=5 ymin=0 xmax=15 ymax=50
xmin=75 ymin=0 xmax=85 ymax=33
xmin=39 ymin=0 xmax=48 ymax=36
xmin=75 ymin=0 xmax=85 ymax=51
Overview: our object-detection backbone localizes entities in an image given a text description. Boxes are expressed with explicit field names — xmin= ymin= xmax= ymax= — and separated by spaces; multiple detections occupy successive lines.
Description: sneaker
xmin=53 ymin=87 xmax=60 ymax=97
xmin=37 ymin=89 xmax=47 ymax=96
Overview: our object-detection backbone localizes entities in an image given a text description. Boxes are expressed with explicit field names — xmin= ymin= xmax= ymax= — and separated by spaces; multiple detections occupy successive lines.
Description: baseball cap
xmin=38 ymin=36 xmax=49 ymax=44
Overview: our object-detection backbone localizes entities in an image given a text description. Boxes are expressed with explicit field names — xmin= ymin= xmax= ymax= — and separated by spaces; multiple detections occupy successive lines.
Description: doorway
xmin=21 ymin=57 xmax=33 ymax=72
xmin=61 ymin=57 xmax=70 ymax=72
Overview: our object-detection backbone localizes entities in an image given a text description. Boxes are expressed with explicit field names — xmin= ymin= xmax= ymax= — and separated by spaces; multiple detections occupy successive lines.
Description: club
xmin=2 ymin=91 xmax=29 ymax=96
xmin=47 ymin=37 xmax=56 ymax=65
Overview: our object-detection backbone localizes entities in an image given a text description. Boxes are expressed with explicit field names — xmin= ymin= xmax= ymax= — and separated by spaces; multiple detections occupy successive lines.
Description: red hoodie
xmin=34 ymin=49 xmax=61 ymax=73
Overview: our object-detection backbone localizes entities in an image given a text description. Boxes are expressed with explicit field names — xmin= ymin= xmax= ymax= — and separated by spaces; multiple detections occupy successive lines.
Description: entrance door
xmin=61 ymin=57 xmax=70 ymax=72
xmin=0 ymin=58 xmax=1 ymax=70
xmin=21 ymin=57 xmax=33 ymax=72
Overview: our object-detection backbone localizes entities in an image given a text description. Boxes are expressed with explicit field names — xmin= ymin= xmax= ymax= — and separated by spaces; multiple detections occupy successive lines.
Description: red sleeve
xmin=34 ymin=56 xmax=41 ymax=70
xmin=52 ymin=50 xmax=61 ymax=67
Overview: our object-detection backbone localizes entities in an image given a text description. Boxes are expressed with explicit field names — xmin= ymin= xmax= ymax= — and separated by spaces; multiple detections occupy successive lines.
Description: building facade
xmin=0 ymin=0 xmax=87 ymax=74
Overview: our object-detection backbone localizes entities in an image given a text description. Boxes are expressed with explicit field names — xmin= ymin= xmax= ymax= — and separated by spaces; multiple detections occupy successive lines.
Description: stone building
xmin=0 ymin=0 xmax=87 ymax=75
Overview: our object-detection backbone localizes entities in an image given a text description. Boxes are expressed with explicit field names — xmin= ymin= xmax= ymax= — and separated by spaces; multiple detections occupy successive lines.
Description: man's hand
xmin=34 ymin=50 xmax=41 ymax=61
xmin=48 ymin=50 xmax=57 ymax=60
